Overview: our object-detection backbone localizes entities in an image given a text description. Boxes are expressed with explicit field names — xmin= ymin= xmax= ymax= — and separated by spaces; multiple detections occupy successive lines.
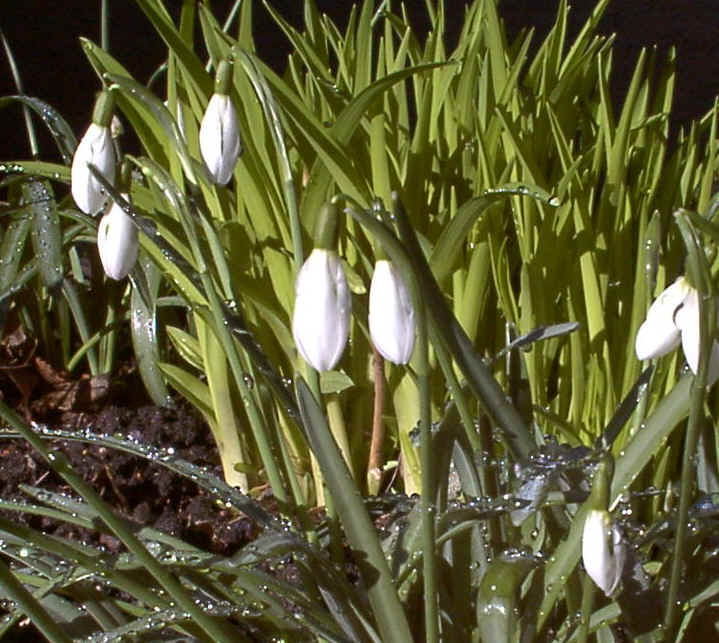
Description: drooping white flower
xmin=97 ymin=194 xmax=138 ymax=280
xmin=582 ymin=509 xmax=625 ymax=597
xmin=199 ymin=93 xmax=240 ymax=185
xmin=292 ymin=248 xmax=351 ymax=371
xmin=635 ymin=276 xmax=719 ymax=385
xmin=369 ymin=260 xmax=415 ymax=364
xmin=71 ymin=123 xmax=116 ymax=215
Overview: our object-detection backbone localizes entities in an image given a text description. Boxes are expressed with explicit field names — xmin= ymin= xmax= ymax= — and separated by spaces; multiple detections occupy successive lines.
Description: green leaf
xmin=295 ymin=377 xmax=413 ymax=643
xmin=0 ymin=96 xmax=77 ymax=164
xmin=130 ymin=257 xmax=170 ymax=406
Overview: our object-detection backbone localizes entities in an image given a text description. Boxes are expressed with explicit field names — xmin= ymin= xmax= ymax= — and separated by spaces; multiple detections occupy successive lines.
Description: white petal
xmin=675 ymin=289 xmax=719 ymax=386
xmin=292 ymin=249 xmax=351 ymax=371
xmin=635 ymin=277 xmax=689 ymax=360
xmin=582 ymin=510 xmax=624 ymax=597
xmin=71 ymin=123 xmax=116 ymax=214
xmin=97 ymin=195 xmax=139 ymax=280
xmin=369 ymin=260 xmax=415 ymax=364
xmin=199 ymin=94 xmax=241 ymax=185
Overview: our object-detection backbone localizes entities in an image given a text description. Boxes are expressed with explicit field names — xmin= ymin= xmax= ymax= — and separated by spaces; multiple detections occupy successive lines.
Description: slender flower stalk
xmin=97 ymin=194 xmax=138 ymax=280
xmin=199 ymin=61 xmax=241 ymax=185
xmin=71 ymin=91 xmax=116 ymax=215
xmin=369 ymin=259 xmax=415 ymax=364
xmin=635 ymin=276 xmax=719 ymax=385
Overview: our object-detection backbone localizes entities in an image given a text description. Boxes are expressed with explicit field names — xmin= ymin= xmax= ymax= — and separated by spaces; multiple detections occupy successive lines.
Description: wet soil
xmin=0 ymin=401 xmax=261 ymax=558
xmin=0 ymin=359 xmax=272 ymax=640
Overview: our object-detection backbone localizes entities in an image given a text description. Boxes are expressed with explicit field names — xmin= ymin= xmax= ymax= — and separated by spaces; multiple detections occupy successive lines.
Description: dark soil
xmin=0 ymin=356 xmax=272 ymax=641
xmin=0 ymin=401 xmax=262 ymax=558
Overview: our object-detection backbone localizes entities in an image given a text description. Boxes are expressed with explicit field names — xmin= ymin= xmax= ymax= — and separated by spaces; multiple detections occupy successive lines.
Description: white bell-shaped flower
xmin=199 ymin=93 xmax=240 ymax=185
xmin=292 ymin=248 xmax=351 ymax=371
xmin=97 ymin=195 xmax=138 ymax=280
xmin=369 ymin=260 xmax=415 ymax=364
xmin=635 ymin=276 xmax=719 ymax=385
xmin=71 ymin=123 xmax=116 ymax=215
xmin=582 ymin=509 xmax=625 ymax=597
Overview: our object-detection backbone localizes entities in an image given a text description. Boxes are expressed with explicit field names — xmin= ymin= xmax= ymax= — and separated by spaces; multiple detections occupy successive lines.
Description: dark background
xmin=1 ymin=1 xmax=718 ymax=161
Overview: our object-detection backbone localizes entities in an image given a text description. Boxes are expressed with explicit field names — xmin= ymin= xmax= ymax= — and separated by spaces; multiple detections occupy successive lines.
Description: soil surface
xmin=0 ymin=351 xmax=271 ymax=640
xmin=0 ymin=359 xmax=262 ymax=557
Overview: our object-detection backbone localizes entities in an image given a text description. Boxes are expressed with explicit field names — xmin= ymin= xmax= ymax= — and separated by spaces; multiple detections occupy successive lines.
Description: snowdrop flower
xmin=71 ymin=91 xmax=116 ymax=215
xmin=635 ymin=276 xmax=719 ymax=385
xmin=292 ymin=248 xmax=351 ymax=371
xmin=369 ymin=259 xmax=415 ymax=364
xmin=199 ymin=93 xmax=240 ymax=184
xmin=97 ymin=194 xmax=138 ymax=280
xmin=71 ymin=122 xmax=116 ymax=214
xmin=199 ymin=61 xmax=241 ymax=185
xmin=582 ymin=509 xmax=625 ymax=597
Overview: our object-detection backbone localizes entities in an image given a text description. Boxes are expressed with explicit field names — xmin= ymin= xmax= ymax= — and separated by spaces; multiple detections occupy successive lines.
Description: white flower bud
xmin=582 ymin=509 xmax=625 ymax=597
xmin=199 ymin=93 xmax=240 ymax=185
xmin=634 ymin=277 xmax=688 ymax=360
xmin=71 ymin=123 xmax=116 ymax=215
xmin=369 ymin=260 xmax=415 ymax=364
xmin=97 ymin=194 xmax=138 ymax=280
xmin=292 ymin=249 xmax=351 ymax=371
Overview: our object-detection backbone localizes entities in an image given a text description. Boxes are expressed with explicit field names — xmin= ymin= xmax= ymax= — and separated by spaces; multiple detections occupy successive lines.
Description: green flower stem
xmin=665 ymin=213 xmax=715 ymax=636
xmin=0 ymin=31 xmax=38 ymax=157
xmin=100 ymin=0 xmax=109 ymax=52
xmin=430 ymin=326 xmax=495 ymax=564
xmin=577 ymin=573 xmax=596 ymax=643
xmin=214 ymin=59 xmax=233 ymax=95
xmin=91 ymin=90 xmax=114 ymax=128
xmin=0 ymin=401 xmax=242 ymax=643
xmin=0 ymin=557 xmax=72 ymax=643
xmin=664 ymin=372 xmax=704 ymax=636
xmin=305 ymin=369 xmax=343 ymax=557
xmin=100 ymin=281 xmax=118 ymax=374
xmin=417 ymin=288 xmax=439 ymax=643
xmin=367 ymin=347 xmax=386 ymax=495
xmin=343 ymin=200 xmax=437 ymax=641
